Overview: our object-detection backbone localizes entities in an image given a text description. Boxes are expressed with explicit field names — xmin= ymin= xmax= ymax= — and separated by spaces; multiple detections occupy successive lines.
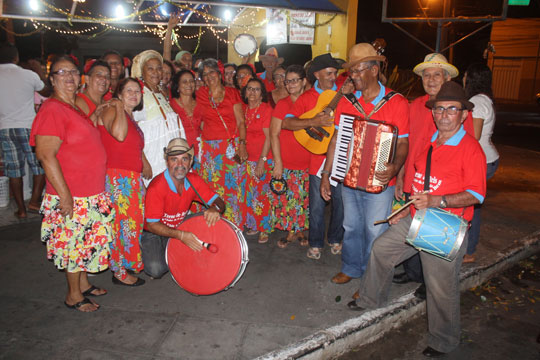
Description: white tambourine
xmin=233 ymin=34 xmax=258 ymax=57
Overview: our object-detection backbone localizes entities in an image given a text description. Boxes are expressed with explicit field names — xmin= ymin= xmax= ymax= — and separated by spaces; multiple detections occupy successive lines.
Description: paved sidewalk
xmin=1 ymin=144 xmax=539 ymax=360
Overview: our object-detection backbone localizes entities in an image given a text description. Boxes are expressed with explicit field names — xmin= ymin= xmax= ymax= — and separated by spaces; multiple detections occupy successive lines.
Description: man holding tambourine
xmin=348 ymin=82 xmax=486 ymax=358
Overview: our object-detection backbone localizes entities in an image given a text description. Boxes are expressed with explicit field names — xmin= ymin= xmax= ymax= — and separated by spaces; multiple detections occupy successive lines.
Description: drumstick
xmin=373 ymin=198 xmax=415 ymax=225
xmin=195 ymin=236 xmax=218 ymax=253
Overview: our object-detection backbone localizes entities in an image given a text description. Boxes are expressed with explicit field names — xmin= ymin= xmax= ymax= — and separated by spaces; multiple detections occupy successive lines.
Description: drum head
xmin=166 ymin=215 xmax=246 ymax=295
xmin=234 ymin=34 xmax=258 ymax=57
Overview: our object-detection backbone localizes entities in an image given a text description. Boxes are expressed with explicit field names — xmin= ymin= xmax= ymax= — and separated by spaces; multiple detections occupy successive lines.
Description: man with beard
xmin=141 ymin=138 xmax=225 ymax=279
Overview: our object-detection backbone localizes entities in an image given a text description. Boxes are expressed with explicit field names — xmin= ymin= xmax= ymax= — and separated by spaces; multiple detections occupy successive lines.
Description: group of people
xmin=1 ymin=30 xmax=498 ymax=357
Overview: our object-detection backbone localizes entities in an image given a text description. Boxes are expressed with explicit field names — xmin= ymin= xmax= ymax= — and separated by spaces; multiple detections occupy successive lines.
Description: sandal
xmin=307 ymin=247 xmax=321 ymax=260
xmin=277 ymin=232 xmax=295 ymax=249
xmin=258 ymin=233 xmax=269 ymax=244
xmin=82 ymin=285 xmax=107 ymax=297
xmin=246 ymin=229 xmax=259 ymax=236
xmin=64 ymin=297 xmax=98 ymax=312
xmin=297 ymin=232 xmax=308 ymax=247
xmin=330 ymin=243 xmax=342 ymax=255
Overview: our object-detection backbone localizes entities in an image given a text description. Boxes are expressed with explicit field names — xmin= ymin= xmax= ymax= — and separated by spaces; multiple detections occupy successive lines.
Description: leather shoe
xmin=392 ymin=272 xmax=412 ymax=284
xmin=422 ymin=346 xmax=445 ymax=358
xmin=331 ymin=272 xmax=352 ymax=284
xmin=414 ymin=283 xmax=426 ymax=300
xmin=347 ymin=300 xmax=365 ymax=311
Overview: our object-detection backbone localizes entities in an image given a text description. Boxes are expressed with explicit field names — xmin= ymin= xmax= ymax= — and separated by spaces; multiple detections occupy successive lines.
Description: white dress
xmin=133 ymin=87 xmax=186 ymax=186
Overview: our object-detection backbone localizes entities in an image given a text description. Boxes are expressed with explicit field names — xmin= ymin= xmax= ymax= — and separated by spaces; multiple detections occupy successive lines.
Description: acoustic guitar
xmin=292 ymin=86 xmax=347 ymax=155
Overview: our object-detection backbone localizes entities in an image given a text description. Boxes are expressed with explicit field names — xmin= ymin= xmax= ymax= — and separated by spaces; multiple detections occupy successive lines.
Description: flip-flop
xmin=64 ymin=297 xmax=98 ymax=312
xmin=13 ymin=211 xmax=27 ymax=219
xmin=82 ymin=285 xmax=107 ymax=297
xmin=27 ymin=206 xmax=41 ymax=214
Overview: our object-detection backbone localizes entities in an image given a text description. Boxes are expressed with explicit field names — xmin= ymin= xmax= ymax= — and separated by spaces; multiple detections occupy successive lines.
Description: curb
xmin=256 ymin=230 xmax=540 ymax=360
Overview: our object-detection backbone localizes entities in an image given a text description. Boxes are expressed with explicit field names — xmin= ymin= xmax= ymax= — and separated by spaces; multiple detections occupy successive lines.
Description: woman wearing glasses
xmin=269 ymin=65 xmax=310 ymax=248
xmin=31 ymin=56 xmax=114 ymax=312
xmin=241 ymin=78 xmax=273 ymax=243
xmin=195 ymin=58 xmax=247 ymax=227
xmin=269 ymin=65 xmax=288 ymax=108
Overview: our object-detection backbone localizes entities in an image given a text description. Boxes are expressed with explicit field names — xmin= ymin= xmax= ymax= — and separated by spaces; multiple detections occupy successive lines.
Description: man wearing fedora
xmin=280 ymin=53 xmax=345 ymax=257
xmin=140 ymin=138 xmax=225 ymax=279
xmin=258 ymin=47 xmax=284 ymax=92
xmin=347 ymin=81 xmax=486 ymax=358
xmin=321 ymin=43 xmax=409 ymax=284
xmin=393 ymin=54 xmax=476 ymax=292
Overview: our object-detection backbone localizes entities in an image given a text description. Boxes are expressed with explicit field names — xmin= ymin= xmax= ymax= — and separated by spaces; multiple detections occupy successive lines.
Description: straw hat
xmin=259 ymin=47 xmax=284 ymax=64
xmin=131 ymin=50 xmax=163 ymax=79
xmin=413 ymin=53 xmax=459 ymax=78
xmin=163 ymin=138 xmax=194 ymax=159
xmin=425 ymin=81 xmax=474 ymax=110
xmin=342 ymin=43 xmax=386 ymax=69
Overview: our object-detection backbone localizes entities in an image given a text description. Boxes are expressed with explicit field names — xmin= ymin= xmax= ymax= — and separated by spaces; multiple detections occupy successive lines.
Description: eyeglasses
xmin=224 ymin=71 xmax=236 ymax=76
xmin=284 ymin=77 xmax=303 ymax=85
xmin=349 ymin=67 xmax=370 ymax=75
xmin=246 ymin=87 xmax=261 ymax=92
xmin=432 ymin=106 xmax=464 ymax=116
xmin=202 ymin=70 xmax=217 ymax=77
xmin=273 ymin=73 xmax=285 ymax=80
xmin=52 ymin=69 xmax=80 ymax=76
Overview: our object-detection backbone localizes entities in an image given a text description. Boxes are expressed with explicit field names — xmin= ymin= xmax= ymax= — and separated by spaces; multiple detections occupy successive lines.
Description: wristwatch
xmin=439 ymin=196 xmax=448 ymax=208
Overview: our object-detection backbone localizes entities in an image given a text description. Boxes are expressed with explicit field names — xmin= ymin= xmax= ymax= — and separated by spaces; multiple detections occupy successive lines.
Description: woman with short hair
xmin=31 ymin=55 xmax=114 ymax=312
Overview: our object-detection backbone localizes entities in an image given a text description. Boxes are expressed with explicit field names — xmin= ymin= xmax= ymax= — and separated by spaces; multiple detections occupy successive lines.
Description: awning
xmin=188 ymin=0 xmax=344 ymax=13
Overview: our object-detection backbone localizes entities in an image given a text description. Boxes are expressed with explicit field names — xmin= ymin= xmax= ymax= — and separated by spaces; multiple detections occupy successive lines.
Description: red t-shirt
xmin=99 ymin=112 xmax=144 ymax=172
xmin=169 ymin=98 xmax=202 ymax=154
xmin=145 ymin=171 xmax=219 ymax=229
xmin=272 ymin=96 xmax=310 ymax=170
xmin=410 ymin=126 xmax=486 ymax=222
xmin=257 ymin=71 xmax=275 ymax=92
xmin=289 ymin=83 xmax=334 ymax=175
xmin=334 ymin=85 xmax=410 ymax=187
xmin=30 ymin=98 xmax=107 ymax=197
xmin=196 ymin=86 xmax=242 ymax=140
xmin=403 ymin=94 xmax=476 ymax=194
xmin=243 ymin=102 xmax=273 ymax=162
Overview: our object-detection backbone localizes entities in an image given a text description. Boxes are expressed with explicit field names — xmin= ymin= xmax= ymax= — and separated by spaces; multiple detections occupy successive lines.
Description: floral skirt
xmin=243 ymin=159 xmax=274 ymax=234
xmin=197 ymin=138 xmax=246 ymax=227
xmin=272 ymin=168 xmax=309 ymax=232
xmin=105 ymin=168 xmax=145 ymax=279
xmin=40 ymin=192 xmax=114 ymax=273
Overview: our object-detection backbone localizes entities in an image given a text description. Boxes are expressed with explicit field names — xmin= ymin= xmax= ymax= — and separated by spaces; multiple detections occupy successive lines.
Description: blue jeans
xmin=341 ymin=185 xmax=394 ymax=278
xmin=308 ymin=175 xmax=344 ymax=248
xmin=467 ymin=159 xmax=499 ymax=255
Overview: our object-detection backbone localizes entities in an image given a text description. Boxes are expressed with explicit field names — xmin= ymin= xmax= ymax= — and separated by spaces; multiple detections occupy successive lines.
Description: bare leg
xmin=79 ymin=272 xmax=107 ymax=296
xmin=9 ymin=177 xmax=26 ymax=218
xmin=28 ymin=174 xmax=45 ymax=209
xmin=65 ymin=271 xmax=98 ymax=312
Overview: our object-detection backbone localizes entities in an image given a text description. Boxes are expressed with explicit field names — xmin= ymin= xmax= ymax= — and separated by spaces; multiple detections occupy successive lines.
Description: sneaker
xmin=307 ymin=247 xmax=321 ymax=260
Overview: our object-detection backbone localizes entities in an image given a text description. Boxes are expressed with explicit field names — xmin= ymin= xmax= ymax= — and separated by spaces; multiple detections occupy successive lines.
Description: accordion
xmin=331 ymin=113 xmax=398 ymax=194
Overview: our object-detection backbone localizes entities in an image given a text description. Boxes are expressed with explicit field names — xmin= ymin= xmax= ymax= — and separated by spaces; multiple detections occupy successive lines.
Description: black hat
xmin=308 ymin=53 xmax=341 ymax=76
xmin=426 ymin=81 xmax=474 ymax=110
